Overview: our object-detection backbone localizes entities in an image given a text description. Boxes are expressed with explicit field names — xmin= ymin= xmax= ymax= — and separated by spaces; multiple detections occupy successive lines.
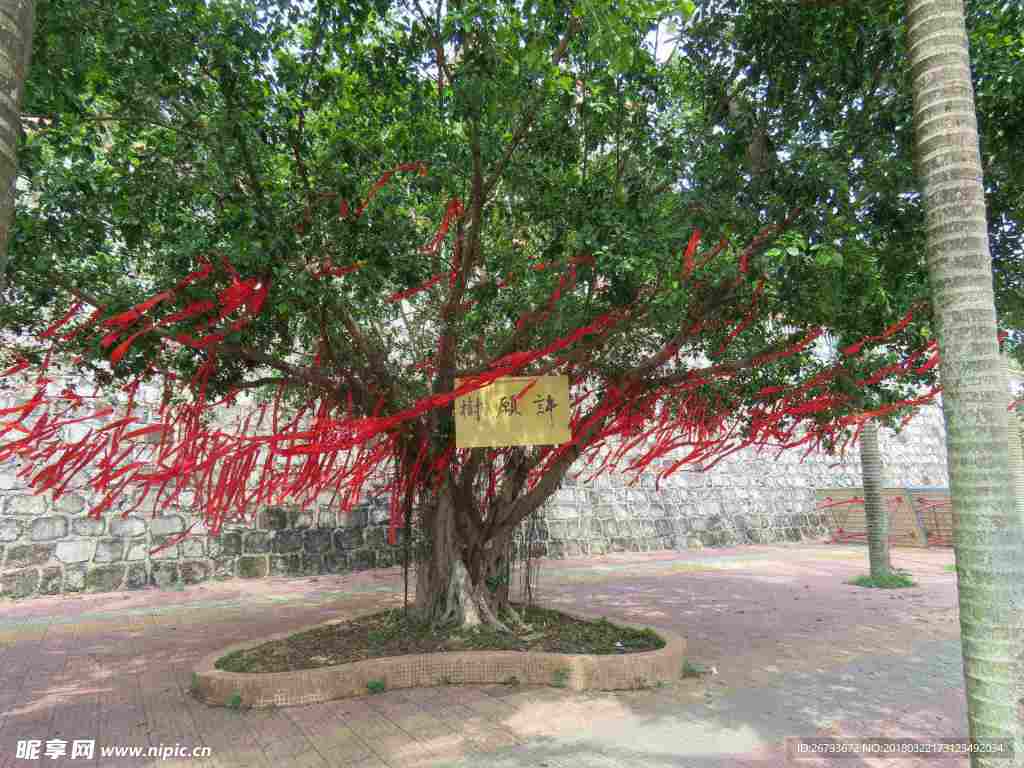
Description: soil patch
xmin=215 ymin=605 xmax=665 ymax=673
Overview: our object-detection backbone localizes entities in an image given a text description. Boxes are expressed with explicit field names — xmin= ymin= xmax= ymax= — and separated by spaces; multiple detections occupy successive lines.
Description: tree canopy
xmin=2 ymin=0 xmax=1011 ymax=624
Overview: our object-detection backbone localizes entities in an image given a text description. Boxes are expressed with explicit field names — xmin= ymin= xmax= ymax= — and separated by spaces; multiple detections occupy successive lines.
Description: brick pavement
xmin=0 ymin=544 xmax=970 ymax=767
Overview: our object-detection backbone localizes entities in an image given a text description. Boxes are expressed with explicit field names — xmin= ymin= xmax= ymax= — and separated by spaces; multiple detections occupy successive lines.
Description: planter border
xmin=192 ymin=604 xmax=686 ymax=708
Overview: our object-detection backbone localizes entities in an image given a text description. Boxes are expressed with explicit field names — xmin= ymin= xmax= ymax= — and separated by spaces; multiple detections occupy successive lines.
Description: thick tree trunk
xmin=905 ymin=2 xmax=1024 ymax=763
xmin=0 ymin=0 xmax=35 ymax=291
xmin=858 ymin=420 xmax=891 ymax=578
xmin=413 ymin=485 xmax=512 ymax=630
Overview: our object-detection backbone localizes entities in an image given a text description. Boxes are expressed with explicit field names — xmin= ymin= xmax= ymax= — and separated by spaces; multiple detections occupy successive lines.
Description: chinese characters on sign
xmin=454 ymin=376 xmax=570 ymax=448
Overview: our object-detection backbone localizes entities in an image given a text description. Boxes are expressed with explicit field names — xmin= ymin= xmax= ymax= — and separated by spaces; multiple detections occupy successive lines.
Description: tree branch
xmin=482 ymin=16 xmax=582 ymax=199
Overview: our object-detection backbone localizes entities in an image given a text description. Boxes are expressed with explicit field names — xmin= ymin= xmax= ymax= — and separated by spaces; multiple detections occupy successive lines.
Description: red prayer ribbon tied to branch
xmin=2 ymin=177 xmax=976 ymax=547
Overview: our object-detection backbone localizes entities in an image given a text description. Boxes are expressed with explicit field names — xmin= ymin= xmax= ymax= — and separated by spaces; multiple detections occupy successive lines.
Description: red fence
xmin=815 ymin=488 xmax=952 ymax=548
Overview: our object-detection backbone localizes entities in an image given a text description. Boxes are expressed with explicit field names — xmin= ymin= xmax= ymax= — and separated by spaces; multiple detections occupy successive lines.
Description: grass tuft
xmin=681 ymin=660 xmax=707 ymax=678
xmin=366 ymin=679 xmax=386 ymax=694
xmin=551 ymin=668 xmax=570 ymax=688
xmin=848 ymin=570 xmax=917 ymax=589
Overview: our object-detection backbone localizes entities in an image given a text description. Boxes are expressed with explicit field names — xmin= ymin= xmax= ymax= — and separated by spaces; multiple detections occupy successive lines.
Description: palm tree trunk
xmin=859 ymin=420 xmax=890 ymax=577
xmin=1004 ymin=356 xmax=1024 ymax=527
xmin=0 ymin=0 xmax=35 ymax=291
xmin=905 ymin=2 xmax=1024 ymax=763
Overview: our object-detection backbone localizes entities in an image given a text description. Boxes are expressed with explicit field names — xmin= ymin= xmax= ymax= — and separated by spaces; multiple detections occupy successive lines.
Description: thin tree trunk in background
xmin=859 ymin=420 xmax=890 ymax=577
xmin=0 ymin=0 xmax=34 ymax=291
xmin=905 ymin=1 xmax=1024 ymax=763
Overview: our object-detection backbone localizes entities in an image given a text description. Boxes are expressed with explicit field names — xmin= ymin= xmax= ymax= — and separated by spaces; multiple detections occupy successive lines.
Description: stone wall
xmin=0 ymin=393 xmax=951 ymax=597
xmin=530 ymin=403 xmax=949 ymax=557
xmin=0 ymin=484 xmax=407 ymax=598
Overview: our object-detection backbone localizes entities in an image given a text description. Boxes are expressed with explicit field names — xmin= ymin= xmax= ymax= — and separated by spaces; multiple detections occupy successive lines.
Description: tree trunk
xmin=0 ymin=0 xmax=35 ymax=290
xmin=413 ymin=484 xmax=512 ymax=630
xmin=859 ymin=420 xmax=890 ymax=578
xmin=905 ymin=2 xmax=1024 ymax=763
xmin=1003 ymin=356 xmax=1024 ymax=527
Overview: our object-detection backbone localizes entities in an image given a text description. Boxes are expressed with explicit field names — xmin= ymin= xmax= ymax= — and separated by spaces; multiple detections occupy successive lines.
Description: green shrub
xmin=681 ymin=660 xmax=707 ymax=678
xmin=551 ymin=668 xmax=570 ymax=688
xmin=367 ymin=679 xmax=386 ymax=694
xmin=848 ymin=571 xmax=916 ymax=589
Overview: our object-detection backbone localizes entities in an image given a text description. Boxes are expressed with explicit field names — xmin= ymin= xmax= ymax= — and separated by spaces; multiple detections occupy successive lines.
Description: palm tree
xmin=905 ymin=1 xmax=1024 ymax=763
xmin=1006 ymin=356 xmax=1024 ymax=526
xmin=858 ymin=419 xmax=891 ymax=577
xmin=0 ymin=0 xmax=35 ymax=290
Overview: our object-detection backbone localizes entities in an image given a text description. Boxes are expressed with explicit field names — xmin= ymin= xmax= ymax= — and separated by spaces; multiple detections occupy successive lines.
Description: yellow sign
xmin=454 ymin=375 xmax=571 ymax=448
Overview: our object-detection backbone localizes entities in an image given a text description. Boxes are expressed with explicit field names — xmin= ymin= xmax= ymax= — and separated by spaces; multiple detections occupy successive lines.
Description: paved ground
xmin=0 ymin=544 xmax=972 ymax=767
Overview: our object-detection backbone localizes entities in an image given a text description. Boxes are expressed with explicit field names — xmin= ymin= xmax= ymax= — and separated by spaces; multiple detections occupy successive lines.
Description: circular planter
xmin=193 ymin=605 xmax=687 ymax=708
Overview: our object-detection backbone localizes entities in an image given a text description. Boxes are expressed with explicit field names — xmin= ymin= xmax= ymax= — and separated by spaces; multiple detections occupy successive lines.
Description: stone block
xmin=269 ymin=555 xmax=302 ymax=577
xmin=126 ymin=563 xmax=148 ymax=589
xmin=301 ymin=554 xmax=325 ymax=575
xmin=125 ymin=540 xmax=148 ymax=561
xmin=333 ymin=528 xmax=363 ymax=550
xmin=0 ymin=471 xmax=26 ymax=492
xmin=9 ymin=495 xmax=46 ymax=516
xmin=94 ymin=539 xmax=124 ymax=563
xmin=149 ymin=515 xmax=184 ymax=536
xmin=212 ymin=558 xmax=236 ymax=579
xmin=215 ymin=532 xmax=242 ymax=556
xmin=0 ymin=518 xmax=19 ymax=543
xmin=271 ymin=530 xmax=303 ymax=554
xmin=6 ymin=544 xmax=55 ymax=568
xmin=180 ymin=537 xmax=205 ymax=559
xmin=56 ymin=540 xmax=95 ymax=564
xmin=238 ymin=556 xmax=268 ymax=578
xmin=243 ymin=532 xmax=270 ymax=554
xmin=151 ymin=562 xmax=179 ymax=588
xmin=351 ymin=549 xmax=376 ymax=571
xmin=150 ymin=536 xmax=179 ymax=560
xmin=71 ymin=517 xmax=104 ymax=537
xmin=259 ymin=507 xmax=288 ymax=530
xmin=63 ymin=567 xmax=86 ymax=592
xmin=39 ymin=567 xmax=62 ymax=595
xmin=368 ymin=501 xmax=389 ymax=526
xmin=30 ymin=517 xmax=67 ymax=541
xmin=54 ymin=493 xmax=86 ymax=515
xmin=180 ymin=561 xmax=210 ymax=584
xmin=323 ymin=552 xmax=348 ymax=574
xmin=2 ymin=569 xmax=38 ymax=598
xmin=109 ymin=516 xmax=146 ymax=537
xmin=345 ymin=506 xmax=369 ymax=528
xmin=85 ymin=565 xmax=126 ymax=592
xmin=303 ymin=529 xmax=332 ymax=555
